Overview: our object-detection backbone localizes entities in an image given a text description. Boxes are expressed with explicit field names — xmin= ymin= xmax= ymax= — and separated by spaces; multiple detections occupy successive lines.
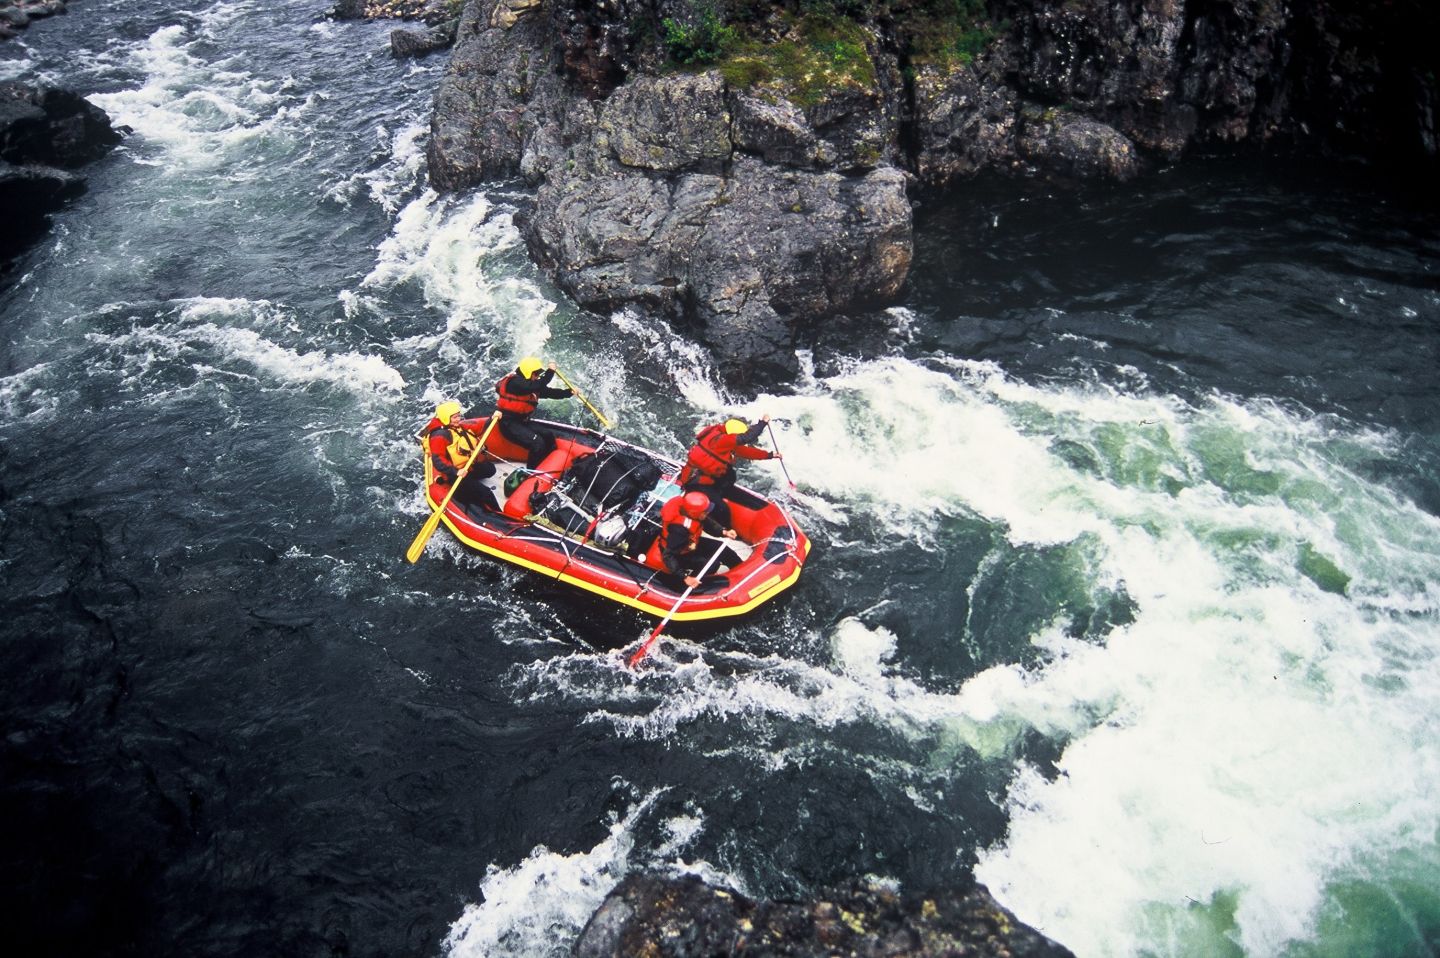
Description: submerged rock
xmin=574 ymin=872 xmax=1076 ymax=957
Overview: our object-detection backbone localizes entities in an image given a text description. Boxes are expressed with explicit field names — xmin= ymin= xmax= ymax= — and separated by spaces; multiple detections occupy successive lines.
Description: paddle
xmin=766 ymin=420 xmax=796 ymax=490
xmin=626 ymin=541 xmax=728 ymax=668
xmin=552 ymin=367 xmax=614 ymax=431
xmin=405 ymin=412 xmax=502 ymax=564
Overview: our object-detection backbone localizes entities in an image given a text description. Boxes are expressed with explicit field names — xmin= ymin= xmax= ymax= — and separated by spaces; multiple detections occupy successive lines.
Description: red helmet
xmin=681 ymin=491 xmax=712 ymax=518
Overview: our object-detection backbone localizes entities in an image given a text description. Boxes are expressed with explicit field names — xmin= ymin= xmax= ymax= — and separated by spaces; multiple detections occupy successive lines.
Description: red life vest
xmin=683 ymin=423 xmax=737 ymax=483
xmin=657 ymin=495 xmax=703 ymax=557
xmin=495 ymin=373 xmax=539 ymax=417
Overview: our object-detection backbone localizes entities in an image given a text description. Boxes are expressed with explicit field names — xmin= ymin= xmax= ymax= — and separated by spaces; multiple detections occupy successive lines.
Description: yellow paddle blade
xmin=405 ymin=506 xmax=445 ymax=564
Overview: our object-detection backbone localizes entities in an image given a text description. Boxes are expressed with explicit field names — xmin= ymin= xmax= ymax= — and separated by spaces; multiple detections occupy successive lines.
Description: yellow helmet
xmin=724 ymin=418 xmax=748 ymax=435
xmin=434 ymin=400 xmax=462 ymax=423
xmin=518 ymin=356 xmax=543 ymax=378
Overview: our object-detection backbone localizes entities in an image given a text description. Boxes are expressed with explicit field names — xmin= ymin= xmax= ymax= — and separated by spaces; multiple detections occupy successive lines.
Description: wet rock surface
xmin=0 ymin=1 xmax=68 ymax=42
xmin=574 ymin=872 xmax=1077 ymax=957
xmin=425 ymin=0 xmax=1436 ymax=381
xmin=1 ymin=81 xmax=123 ymax=264
xmin=329 ymin=0 xmax=454 ymax=24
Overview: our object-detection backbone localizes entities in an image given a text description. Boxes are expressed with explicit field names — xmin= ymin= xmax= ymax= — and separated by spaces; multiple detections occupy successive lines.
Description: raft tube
xmin=421 ymin=418 xmax=811 ymax=622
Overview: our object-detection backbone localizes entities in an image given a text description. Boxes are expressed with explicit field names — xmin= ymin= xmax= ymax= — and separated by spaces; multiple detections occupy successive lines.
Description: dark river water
xmin=3 ymin=2 xmax=1438 ymax=956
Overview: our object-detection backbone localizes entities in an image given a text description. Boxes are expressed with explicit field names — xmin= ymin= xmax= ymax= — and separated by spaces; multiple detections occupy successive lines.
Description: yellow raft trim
xmin=424 ymin=481 xmax=807 ymax=622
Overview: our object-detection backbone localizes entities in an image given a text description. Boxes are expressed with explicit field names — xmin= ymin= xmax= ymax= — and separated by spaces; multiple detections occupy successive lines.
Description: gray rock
xmin=433 ymin=3 xmax=915 ymax=379
xmin=598 ymin=71 xmax=730 ymax=174
xmin=389 ymin=23 xmax=453 ymax=58
xmin=427 ymin=0 xmax=575 ymax=190
xmin=0 ymin=1 xmax=68 ymax=40
xmin=730 ymin=89 xmax=825 ymax=168
xmin=1019 ymin=107 xmax=1141 ymax=182
xmin=573 ymin=872 xmax=1076 ymax=958
xmin=524 ymin=143 xmax=911 ymax=382
xmin=1 ymin=82 xmax=122 ymax=168
xmin=1 ymin=82 xmax=122 ymax=263
xmin=911 ymin=58 xmax=1020 ymax=185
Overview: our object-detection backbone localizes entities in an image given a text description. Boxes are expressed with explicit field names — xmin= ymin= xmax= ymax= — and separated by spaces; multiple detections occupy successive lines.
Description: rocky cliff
xmin=573 ymin=872 xmax=1076 ymax=957
xmin=427 ymin=0 xmax=1437 ymax=379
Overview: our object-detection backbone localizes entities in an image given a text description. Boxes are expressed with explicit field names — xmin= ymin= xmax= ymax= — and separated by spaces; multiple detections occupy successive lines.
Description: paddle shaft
xmin=405 ymin=412 xmax=502 ymax=564
xmin=627 ymin=540 xmax=728 ymax=668
xmin=552 ymin=368 xmax=613 ymax=431
xmin=766 ymin=421 xmax=796 ymax=489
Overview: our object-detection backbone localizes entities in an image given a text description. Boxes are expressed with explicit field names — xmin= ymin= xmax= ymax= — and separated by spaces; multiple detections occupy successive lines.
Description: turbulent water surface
xmin=3 ymin=3 xmax=1438 ymax=957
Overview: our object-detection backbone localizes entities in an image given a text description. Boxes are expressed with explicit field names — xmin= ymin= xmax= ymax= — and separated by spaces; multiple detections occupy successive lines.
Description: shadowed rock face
xmin=427 ymin=0 xmax=1437 ymax=382
xmin=1 ymin=81 xmax=123 ymax=264
xmin=573 ymin=873 xmax=1077 ymax=957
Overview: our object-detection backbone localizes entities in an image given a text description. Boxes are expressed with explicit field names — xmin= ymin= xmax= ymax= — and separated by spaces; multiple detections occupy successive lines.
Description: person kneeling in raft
xmin=647 ymin=491 xmax=741 ymax=587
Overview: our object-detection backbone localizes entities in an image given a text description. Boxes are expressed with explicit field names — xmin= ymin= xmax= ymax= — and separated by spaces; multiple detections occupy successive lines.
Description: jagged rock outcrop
xmin=1 ymin=82 xmax=123 ymax=263
xmin=427 ymin=0 xmax=1438 ymax=381
xmin=431 ymin=0 xmax=914 ymax=381
xmin=574 ymin=873 xmax=1076 ymax=957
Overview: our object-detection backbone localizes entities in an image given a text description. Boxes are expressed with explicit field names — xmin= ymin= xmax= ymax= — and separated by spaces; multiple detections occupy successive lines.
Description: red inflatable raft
xmin=420 ymin=417 xmax=811 ymax=622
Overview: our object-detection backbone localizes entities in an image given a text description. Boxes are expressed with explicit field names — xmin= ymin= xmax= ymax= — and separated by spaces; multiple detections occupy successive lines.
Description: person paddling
xmin=424 ymin=401 xmax=498 ymax=513
xmin=677 ymin=415 xmax=780 ymax=525
xmin=647 ymin=491 xmax=739 ymax=587
xmin=493 ymin=357 xmax=574 ymax=468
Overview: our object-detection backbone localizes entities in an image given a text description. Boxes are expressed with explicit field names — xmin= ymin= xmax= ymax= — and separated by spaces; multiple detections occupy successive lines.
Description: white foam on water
xmin=82 ymin=320 xmax=403 ymax=396
xmin=0 ymin=362 xmax=61 ymax=421
xmin=869 ymin=366 xmax=1440 ymax=957
xmin=599 ymin=309 xmax=725 ymax=409
xmin=86 ymin=13 xmax=311 ymax=174
xmin=364 ymin=190 xmax=555 ymax=348
xmin=192 ymin=324 xmax=405 ymax=393
xmin=509 ymin=352 xmax=1440 ymax=957
xmin=0 ymin=49 xmax=35 ymax=82
xmin=723 ymin=356 xmax=1085 ymax=543
xmin=443 ymin=790 xmax=665 ymax=958
xmin=324 ymin=117 xmax=430 ymax=213
xmin=755 ymin=356 xmax=1440 ymax=957
xmin=176 ymin=295 xmax=286 ymax=326
xmin=831 ymin=616 xmax=898 ymax=681
xmin=516 ymin=623 xmax=965 ymax=749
